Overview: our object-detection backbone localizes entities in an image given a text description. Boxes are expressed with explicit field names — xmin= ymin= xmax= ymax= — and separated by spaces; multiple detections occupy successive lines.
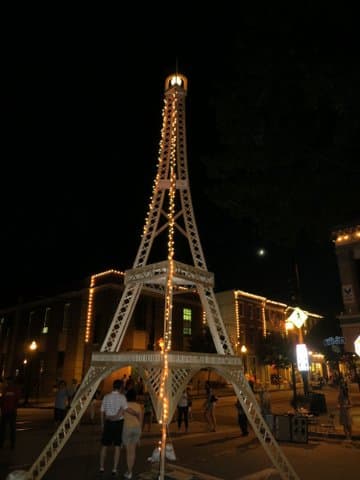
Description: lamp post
xmin=240 ymin=345 xmax=248 ymax=374
xmin=24 ymin=340 xmax=38 ymax=405
xmin=287 ymin=307 xmax=310 ymax=400
xmin=285 ymin=321 xmax=298 ymax=408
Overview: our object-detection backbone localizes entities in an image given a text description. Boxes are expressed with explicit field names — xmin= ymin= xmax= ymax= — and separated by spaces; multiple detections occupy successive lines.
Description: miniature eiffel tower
xmin=25 ymin=74 xmax=299 ymax=480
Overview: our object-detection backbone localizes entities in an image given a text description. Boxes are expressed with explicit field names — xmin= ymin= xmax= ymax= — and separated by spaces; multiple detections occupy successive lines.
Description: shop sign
xmin=323 ymin=336 xmax=345 ymax=346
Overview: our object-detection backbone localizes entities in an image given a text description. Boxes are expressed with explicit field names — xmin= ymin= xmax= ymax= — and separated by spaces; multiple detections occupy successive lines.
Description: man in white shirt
xmin=99 ymin=379 xmax=129 ymax=475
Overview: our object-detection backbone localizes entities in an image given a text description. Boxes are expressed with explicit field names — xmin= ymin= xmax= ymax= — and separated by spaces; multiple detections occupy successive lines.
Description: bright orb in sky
xmin=257 ymin=248 xmax=266 ymax=256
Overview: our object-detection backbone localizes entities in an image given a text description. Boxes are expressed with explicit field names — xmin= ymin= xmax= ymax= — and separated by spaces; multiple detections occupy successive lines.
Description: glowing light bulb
xmin=170 ymin=75 xmax=182 ymax=86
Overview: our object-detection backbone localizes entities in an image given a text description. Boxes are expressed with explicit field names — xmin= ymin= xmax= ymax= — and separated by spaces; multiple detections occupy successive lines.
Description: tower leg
xmin=198 ymin=285 xmax=234 ymax=355
xmin=227 ymin=369 xmax=299 ymax=480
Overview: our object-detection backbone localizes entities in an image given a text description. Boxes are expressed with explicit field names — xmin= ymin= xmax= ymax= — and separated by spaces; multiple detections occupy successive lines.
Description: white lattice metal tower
xmin=23 ymin=73 xmax=299 ymax=480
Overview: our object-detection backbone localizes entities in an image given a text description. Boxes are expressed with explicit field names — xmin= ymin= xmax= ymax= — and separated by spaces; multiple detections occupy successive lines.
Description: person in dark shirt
xmin=235 ymin=399 xmax=249 ymax=436
xmin=0 ymin=376 xmax=21 ymax=449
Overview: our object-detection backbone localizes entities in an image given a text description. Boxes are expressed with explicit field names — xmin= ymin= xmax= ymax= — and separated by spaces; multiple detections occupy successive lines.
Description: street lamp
xmin=287 ymin=307 xmax=310 ymax=399
xmin=240 ymin=345 xmax=248 ymax=374
xmin=285 ymin=320 xmax=298 ymax=408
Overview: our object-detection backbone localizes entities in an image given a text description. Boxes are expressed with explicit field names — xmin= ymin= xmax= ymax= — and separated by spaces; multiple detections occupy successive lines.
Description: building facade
xmin=0 ymin=269 xmax=203 ymax=397
xmin=0 ymin=269 xmax=325 ymax=397
xmin=216 ymin=289 xmax=323 ymax=387
xmin=332 ymin=223 xmax=360 ymax=362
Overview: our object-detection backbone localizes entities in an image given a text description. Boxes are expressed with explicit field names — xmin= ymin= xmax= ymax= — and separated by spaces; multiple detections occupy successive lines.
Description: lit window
xmin=183 ymin=308 xmax=192 ymax=336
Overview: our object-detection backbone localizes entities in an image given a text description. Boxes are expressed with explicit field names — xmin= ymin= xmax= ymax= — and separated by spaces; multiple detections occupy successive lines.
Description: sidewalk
xmin=21 ymin=383 xmax=360 ymax=440
xmin=25 ymin=393 xmax=360 ymax=446
xmin=27 ymin=382 xmax=360 ymax=439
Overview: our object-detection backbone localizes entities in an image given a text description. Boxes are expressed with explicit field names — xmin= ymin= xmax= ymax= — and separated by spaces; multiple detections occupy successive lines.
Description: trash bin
xmin=291 ymin=416 xmax=308 ymax=443
xmin=274 ymin=415 xmax=292 ymax=442
xmin=309 ymin=392 xmax=327 ymax=415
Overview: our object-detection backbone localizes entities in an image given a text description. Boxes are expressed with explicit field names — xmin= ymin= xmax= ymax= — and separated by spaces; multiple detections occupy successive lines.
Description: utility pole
xmin=294 ymin=262 xmax=310 ymax=397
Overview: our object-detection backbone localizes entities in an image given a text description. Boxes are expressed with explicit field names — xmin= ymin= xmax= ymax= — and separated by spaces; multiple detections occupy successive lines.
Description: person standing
xmin=0 ymin=376 xmax=21 ymax=449
xmin=100 ymin=379 xmax=128 ymax=475
xmin=203 ymin=385 xmax=217 ymax=432
xmin=187 ymin=386 xmax=193 ymax=421
xmin=338 ymin=384 xmax=352 ymax=440
xmin=54 ymin=380 xmax=69 ymax=425
xmin=259 ymin=386 xmax=271 ymax=416
xmin=122 ymin=389 xmax=143 ymax=479
xmin=142 ymin=392 xmax=154 ymax=432
xmin=136 ymin=377 xmax=144 ymax=396
xmin=235 ymin=399 xmax=249 ymax=436
xmin=125 ymin=376 xmax=135 ymax=393
xmin=177 ymin=390 xmax=189 ymax=433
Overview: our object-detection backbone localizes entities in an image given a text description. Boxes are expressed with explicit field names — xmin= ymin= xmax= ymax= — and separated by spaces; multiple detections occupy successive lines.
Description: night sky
xmin=1 ymin=9 xmax=359 ymax=319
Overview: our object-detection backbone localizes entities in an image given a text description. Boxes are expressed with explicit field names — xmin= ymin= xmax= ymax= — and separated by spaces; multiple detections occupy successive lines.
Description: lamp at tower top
xmin=165 ymin=73 xmax=188 ymax=92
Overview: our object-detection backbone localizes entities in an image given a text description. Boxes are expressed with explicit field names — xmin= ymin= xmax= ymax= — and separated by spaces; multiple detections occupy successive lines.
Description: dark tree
xmin=200 ymin=34 xmax=360 ymax=248
xmin=258 ymin=331 xmax=292 ymax=371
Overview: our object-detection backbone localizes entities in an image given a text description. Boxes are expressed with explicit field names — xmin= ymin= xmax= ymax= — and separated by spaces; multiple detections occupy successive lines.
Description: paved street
xmin=1 ymin=384 xmax=359 ymax=479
